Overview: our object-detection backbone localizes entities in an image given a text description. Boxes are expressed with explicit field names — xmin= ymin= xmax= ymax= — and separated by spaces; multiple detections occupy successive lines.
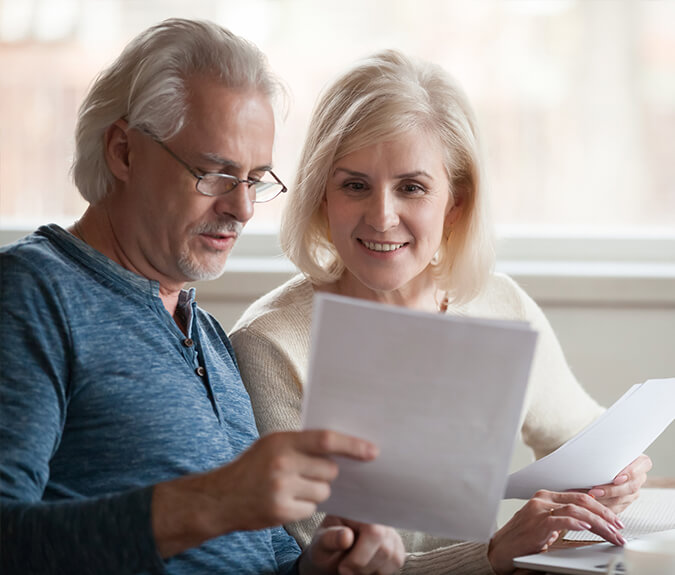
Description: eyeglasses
xmin=140 ymin=128 xmax=287 ymax=203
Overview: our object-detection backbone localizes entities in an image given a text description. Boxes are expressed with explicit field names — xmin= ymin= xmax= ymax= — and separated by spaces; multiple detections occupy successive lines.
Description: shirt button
xmin=195 ymin=366 xmax=206 ymax=377
xmin=183 ymin=338 xmax=194 ymax=347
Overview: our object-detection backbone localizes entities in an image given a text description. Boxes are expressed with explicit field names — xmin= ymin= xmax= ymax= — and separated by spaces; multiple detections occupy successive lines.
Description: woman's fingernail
xmin=617 ymin=533 xmax=626 ymax=545
xmin=614 ymin=474 xmax=628 ymax=485
xmin=589 ymin=488 xmax=604 ymax=497
xmin=616 ymin=519 xmax=625 ymax=529
xmin=607 ymin=523 xmax=618 ymax=533
xmin=581 ymin=522 xmax=592 ymax=530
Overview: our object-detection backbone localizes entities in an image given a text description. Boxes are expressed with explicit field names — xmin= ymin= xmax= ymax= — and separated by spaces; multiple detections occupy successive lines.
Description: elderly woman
xmin=230 ymin=50 xmax=650 ymax=574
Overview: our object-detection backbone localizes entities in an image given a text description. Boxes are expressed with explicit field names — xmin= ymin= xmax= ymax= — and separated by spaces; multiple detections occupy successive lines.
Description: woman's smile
xmin=357 ymin=239 xmax=409 ymax=253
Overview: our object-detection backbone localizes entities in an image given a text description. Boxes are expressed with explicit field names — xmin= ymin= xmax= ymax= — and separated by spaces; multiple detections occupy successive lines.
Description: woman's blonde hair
xmin=280 ymin=50 xmax=494 ymax=304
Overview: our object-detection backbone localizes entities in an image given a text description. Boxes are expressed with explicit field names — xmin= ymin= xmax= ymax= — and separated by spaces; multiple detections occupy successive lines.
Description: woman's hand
xmin=487 ymin=490 xmax=626 ymax=575
xmin=587 ymin=453 xmax=652 ymax=514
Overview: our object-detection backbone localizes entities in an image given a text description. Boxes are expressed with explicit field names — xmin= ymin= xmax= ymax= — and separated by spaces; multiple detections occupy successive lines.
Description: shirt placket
xmin=176 ymin=292 xmax=223 ymax=423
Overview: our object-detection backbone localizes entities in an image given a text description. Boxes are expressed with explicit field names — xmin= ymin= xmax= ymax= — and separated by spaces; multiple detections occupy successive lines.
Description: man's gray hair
xmin=72 ymin=18 xmax=282 ymax=204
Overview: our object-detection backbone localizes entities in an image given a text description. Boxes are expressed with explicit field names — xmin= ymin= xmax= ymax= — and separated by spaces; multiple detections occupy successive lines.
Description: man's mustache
xmin=192 ymin=220 xmax=243 ymax=237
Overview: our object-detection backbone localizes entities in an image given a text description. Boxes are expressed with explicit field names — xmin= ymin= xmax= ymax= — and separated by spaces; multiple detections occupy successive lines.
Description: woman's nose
xmin=364 ymin=188 xmax=400 ymax=232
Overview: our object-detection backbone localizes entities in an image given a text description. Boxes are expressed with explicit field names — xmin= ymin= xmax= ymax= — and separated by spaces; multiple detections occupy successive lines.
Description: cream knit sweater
xmin=230 ymin=273 xmax=603 ymax=575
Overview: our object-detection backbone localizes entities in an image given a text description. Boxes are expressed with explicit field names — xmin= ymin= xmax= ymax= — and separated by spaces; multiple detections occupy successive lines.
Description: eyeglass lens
xmin=197 ymin=173 xmax=285 ymax=203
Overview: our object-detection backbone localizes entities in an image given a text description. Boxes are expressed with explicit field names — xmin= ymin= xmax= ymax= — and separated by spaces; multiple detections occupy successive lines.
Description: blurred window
xmin=1 ymin=0 xmax=673 ymax=234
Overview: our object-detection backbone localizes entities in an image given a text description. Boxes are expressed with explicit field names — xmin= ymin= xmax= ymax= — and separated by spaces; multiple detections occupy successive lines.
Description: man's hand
xmin=587 ymin=453 xmax=652 ymax=513
xmin=152 ymin=430 xmax=378 ymax=558
xmin=299 ymin=515 xmax=405 ymax=575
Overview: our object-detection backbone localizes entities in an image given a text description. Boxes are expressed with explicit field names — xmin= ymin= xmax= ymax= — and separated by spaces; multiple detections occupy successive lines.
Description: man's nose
xmin=214 ymin=181 xmax=255 ymax=224
xmin=364 ymin=188 xmax=399 ymax=232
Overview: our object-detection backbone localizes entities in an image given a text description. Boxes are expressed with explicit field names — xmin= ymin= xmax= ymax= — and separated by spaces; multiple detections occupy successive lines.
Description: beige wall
xmin=546 ymin=306 xmax=675 ymax=476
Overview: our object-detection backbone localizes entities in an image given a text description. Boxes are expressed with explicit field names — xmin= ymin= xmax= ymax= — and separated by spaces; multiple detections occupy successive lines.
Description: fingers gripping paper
xmin=506 ymin=378 xmax=675 ymax=500
xmin=301 ymin=293 xmax=538 ymax=541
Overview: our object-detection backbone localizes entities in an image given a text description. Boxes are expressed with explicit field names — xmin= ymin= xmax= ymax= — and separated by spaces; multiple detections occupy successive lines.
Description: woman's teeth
xmin=361 ymin=240 xmax=406 ymax=252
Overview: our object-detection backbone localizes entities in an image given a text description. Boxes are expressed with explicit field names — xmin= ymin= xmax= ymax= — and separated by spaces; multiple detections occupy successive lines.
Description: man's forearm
xmin=151 ymin=471 xmax=234 ymax=558
xmin=0 ymin=487 xmax=162 ymax=575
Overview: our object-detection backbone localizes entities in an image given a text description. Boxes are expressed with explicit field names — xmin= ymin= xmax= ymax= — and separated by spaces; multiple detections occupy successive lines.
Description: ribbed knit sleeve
xmin=404 ymin=541 xmax=494 ymax=574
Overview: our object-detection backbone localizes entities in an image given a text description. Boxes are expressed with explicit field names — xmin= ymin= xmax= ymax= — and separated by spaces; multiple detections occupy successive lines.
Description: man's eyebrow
xmin=199 ymin=152 xmax=272 ymax=173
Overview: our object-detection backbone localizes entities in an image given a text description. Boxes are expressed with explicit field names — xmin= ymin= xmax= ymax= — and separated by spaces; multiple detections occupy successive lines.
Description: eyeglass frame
xmin=137 ymin=127 xmax=287 ymax=203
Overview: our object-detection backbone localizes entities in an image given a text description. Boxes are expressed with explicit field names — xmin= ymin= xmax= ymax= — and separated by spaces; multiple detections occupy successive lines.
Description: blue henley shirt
xmin=0 ymin=224 xmax=301 ymax=574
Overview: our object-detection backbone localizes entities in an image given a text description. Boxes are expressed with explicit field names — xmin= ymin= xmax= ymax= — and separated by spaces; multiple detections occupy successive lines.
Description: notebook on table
xmin=514 ymin=528 xmax=675 ymax=574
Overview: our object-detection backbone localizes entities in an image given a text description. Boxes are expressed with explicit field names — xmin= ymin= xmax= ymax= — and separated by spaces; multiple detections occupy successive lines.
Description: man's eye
xmin=247 ymin=172 xmax=265 ymax=183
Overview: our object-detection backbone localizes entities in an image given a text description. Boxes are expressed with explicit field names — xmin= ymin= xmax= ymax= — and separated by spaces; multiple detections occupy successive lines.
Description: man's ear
xmin=104 ymin=119 xmax=131 ymax=183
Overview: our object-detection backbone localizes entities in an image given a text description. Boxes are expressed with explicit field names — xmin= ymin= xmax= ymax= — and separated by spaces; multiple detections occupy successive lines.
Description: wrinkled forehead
xmin=179 ymin=79 xmax=276 ymax=165
xmin=185 ymin=76 xmax=274 ymax=128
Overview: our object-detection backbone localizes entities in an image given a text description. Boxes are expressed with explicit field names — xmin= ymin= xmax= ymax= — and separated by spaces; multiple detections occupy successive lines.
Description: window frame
xmin=2 ymin=224 xmax=674 ymax=306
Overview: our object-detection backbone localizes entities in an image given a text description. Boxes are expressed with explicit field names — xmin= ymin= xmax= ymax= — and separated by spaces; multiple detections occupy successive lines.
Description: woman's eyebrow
xmin=332 ymin=167 xmax=370 ymax=178
xmin=332 ymin=167 xmax=434 ymax=180
xmin=394 ymin=170 xmax=434 ymax=180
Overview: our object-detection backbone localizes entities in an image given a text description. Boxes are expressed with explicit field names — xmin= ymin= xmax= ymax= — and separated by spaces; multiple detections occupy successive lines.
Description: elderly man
xmin=0 ymin=18 xmax=404 ymax=575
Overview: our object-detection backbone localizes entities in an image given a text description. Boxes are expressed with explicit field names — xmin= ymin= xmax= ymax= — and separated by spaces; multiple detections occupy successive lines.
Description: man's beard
xmin=177 ymin=219 xmax=243 ymax=281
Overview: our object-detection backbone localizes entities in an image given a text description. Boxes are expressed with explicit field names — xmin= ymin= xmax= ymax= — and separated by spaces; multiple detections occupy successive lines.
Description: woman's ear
xmin=445 ymin=201 xmax=463 ymax=227
xmin=104 ymin=119 xmax=131 ymax=182
xmin=445 ymin=191 xmax=464 ymax=228
xmin=445 ymin=178 xmax=469 ymax=228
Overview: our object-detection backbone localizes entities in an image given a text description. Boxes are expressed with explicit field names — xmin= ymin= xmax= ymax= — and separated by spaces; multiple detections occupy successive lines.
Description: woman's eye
xmin=342 ymin=181 xmax=367 ymax=192
xmin=401 ymin=183 xmax=426 ymax=195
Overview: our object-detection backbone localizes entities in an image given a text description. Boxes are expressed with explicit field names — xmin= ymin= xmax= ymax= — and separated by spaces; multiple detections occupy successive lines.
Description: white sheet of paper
xmin=505 ymin=378 xmax=675 ymax=499
xmin=302 ymin=293 xmax=538 ymax=541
